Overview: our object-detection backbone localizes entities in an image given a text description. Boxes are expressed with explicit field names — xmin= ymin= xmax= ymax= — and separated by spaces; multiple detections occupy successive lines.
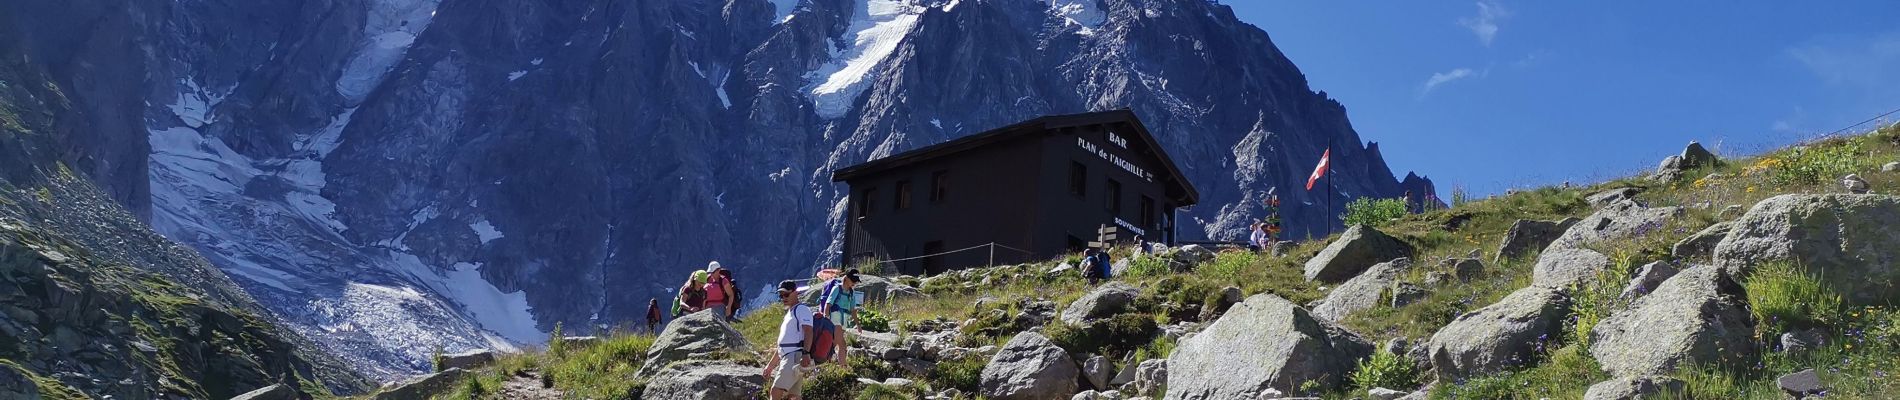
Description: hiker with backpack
xmin=1083 ymin=248 xmax=1112 ymax=284
xmin=721 ymin=269 xmax=743 ymax=321
xmin=765 ymin=281 xmax=816 ymax=399
xmin=674 ymin=270 xmax=708 ymax=317
xmin=645 ymin=298 xmax=663 ymax=333
xmin=704 ymin=261 xmax=737 ymax=320
xmin=817 ymin=269 xmax=863 ymax=363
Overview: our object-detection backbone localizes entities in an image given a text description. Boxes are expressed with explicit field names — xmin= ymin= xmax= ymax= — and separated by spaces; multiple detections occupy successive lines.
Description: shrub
xmin=856 ymin=383 xmax=928 ymax=400
xmin=931 ymin=356 xmax=986 ymax=394
xmin=1122 ymin=254 xmax=1172 ymax=279
xmin=1197 ymin=250 xmax=1257 ymax=282
xmin=1768 ymin=140 xmax=1864 ymax=186
xmin=548 ymin=321 xmax=567 ymax=357
xmin=802 ymin=363 xmax=863 ymax=400
xmin=1134 ymin=335 xmax=1177 ymax=363
xmin=1044 ymin=314 xmax=1160 ymax=357
xmin=1568 ymin=252 xmax=1634 ymax=349
xmin=856 ymin=308 xmax=893 ymax=333
xmin=1349 ymin=349 xmax=1420 ymax=393
xmin=1746 ymin=262 xmax=1843 ymax=337
xmin=1342 ymin=197 xmax=1409 ymax=227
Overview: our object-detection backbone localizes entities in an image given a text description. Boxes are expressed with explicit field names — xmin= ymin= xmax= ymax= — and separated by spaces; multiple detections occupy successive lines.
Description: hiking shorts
xmin=771 ymin=352 xmax=806 ymax=390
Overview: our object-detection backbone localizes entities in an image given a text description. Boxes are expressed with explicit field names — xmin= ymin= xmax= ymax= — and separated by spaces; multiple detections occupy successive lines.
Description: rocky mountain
xmin=0 ymin=0 xmax=1433 ymax=377
xmin=0 ymin=25 xmax=369 ymax=398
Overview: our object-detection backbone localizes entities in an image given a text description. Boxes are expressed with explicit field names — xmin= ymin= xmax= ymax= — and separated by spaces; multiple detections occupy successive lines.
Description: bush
xmin=1043 ymin=314 xmax=1160 ymax=357
xmin=856 ymin=308 xmax=892 ymax=333
xmin=1349 ymin=349 xmax=1420 ymax=393
xmin=931 ymin=356 xmax=986 ymax=394
xmin=1197 ymin=251 xmax=1257 ymax=282
xmin=1767 ymin=140 xmax=1865 ymax=186
xmin=802 ymin=363 xmax=863 ymax=400
xmin=1122 ymin=254 xmax=1172 ymax=279
xmin=1343 ymin=197 xmax=1409 ymax=227
xmin=1134 ymin=335 xmax=1176 ymax=363
xmin=1746 ymin=262 xmax=1843 ymax=337
xmin=1568 ymin=252 xmax=1634 ymax=349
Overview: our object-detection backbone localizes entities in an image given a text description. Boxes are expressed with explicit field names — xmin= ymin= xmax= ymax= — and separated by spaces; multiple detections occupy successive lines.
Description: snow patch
xmin=802 ymin=0 xmax=925 ymax=119
xmin=507 ymin=70 xmax=528 ymax=81
xmin=530 ymin=58 xmax=544 ymax=66
xmin=1049 ymin=0 xmax=1107 ymax=34
xmin=335 ymin=0 xmax=444 ymax=104
xmin=769 ymin=0 xmax=801 ymax=23
xmin=470 ymin=219 xmax=504 ymax=244
xmin=929 ymin=118 xmax=942 ymax=129
xmin=167 ymin=78 xmax=228 ymax=128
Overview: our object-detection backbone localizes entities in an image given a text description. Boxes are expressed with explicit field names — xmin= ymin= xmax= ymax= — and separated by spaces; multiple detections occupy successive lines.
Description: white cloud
xmin=1787 ymin=33 xmax=1900 ymax=89
xmin=1458 ymin=1 xmax=1510 ymax=47
xmin=1421 ymin=68 xmax=1476 ymax=96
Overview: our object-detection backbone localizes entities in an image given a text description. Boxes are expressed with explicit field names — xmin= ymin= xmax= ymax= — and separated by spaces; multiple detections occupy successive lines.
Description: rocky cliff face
xmin=0 ymin=0 xmax=1433 ymax=376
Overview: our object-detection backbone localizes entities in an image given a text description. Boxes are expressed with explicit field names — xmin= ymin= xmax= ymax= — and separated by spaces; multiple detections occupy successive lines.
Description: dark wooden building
xmin=832 ymin=110 xmax=1199 ymax=276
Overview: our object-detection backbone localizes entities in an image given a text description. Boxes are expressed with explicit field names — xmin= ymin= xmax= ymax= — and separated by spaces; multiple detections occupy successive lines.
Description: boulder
xmin=1496 ymin=218 xmax=1580 ymax=263
xmin=1531 ymin=248 xmax=1612 ymax=288
xmin=1780 ymin=328 xmax=1827 ymax=354
xmin=1060 ymin=283 xmax=1142 ymax=325
xmin=1534 ymin=201 xmax=1681 ymax=287
xmin=1368 ymin=387 xmax=1407 ymax=400
xmin=1173 ymin=245 xmax=1217 ymax=267
xmin=1450 ymin=258 xmax=1485 ymax=282
xmin=1591 ymin=265 xmax=1757 ymax=377
xmin=1427 ymin=286 xmax=1571 ymax=380
xmin=1050 ymin=263 xmax=1076 ymax=276
xmin=1126 ymin=359 xmax=1167 ymax=397
xmin=1587 ymin=188 xmax=1643 ymax=207
xmin=1083 ymin=355 xmax=1113 ymax=390
xmin=561 ymin=336 xmax=603 ymax=348
xmin=1679 ymin=141 xmax=1721 ymax=169
xmin=231 ymin=384 xmax=297 ymax=400
xmin=980 ymin=332 xmax=1080 ymax=400
xmin=1304 ymin=225 xmax=1413 ymax=283
xmin=1885 ymin=161 xmax=1900 ymax=173
xmin=1617 ymin=261 xmax=1681 ymax=300
xmin=801 ymin=274 xmax=924 ymax=306
xmin=1713 ymin=194 xmax=1900 ymax=305
xmin=1167 ymin=294 xmax=1373 ymax=398
xmin=898 ymin=358 xmax=937 ymax=377
xmin=374 ymin=368 xmax=470 ymax=400
xmin=1583 ymin=376 xmax=1686 ymax=400
xmin=1670 ymin=221 xmax=1733 ymax=263
xmin=1109 ymin=354 xmax=1138 ymax=387
xmin=642 ymin=361 xmax=765 ymax=400
xmin=1313 ymin=258 xmax=1412 ymax=321
xmin=638 ymin=310 xmax=752 ymax=377
xmin=1388 ymin=283 xmax=1428 ymax=308
xmin=436 ymin=349 xmax=496 ymax=371
xmin=1777 ymin=369 xmax=1825 ymax=398
xmin=1650 ymin=155 xmax=1686 ymax=182
xmin=1843 ymin=174 xmax=1869 ymax=194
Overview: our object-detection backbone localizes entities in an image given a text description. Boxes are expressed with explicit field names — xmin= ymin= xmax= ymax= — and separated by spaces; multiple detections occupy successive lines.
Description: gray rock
xmin=1583 ymin=376 xmax=1686 ymax=400
xmin=1381 ymin=338 xmax=1408 ymax=357
xmin=1534 ymin=201 xmax=1681 ymax=287
xmin=1650 ymin=155 xmax=1686 ymax=182
xmin=642 ymin=361 xmax=766 ymax=400
xmin=1173 ymin=245 xmax=1217 ymax=267
xmin=1060 ymin=283 xmax=1142 ymax=325
xmin=374 ymin=368 xmax=470 ymax=400
xmin=1885 ymin=162 xmax=1900 ymax=173
xmin=980 ymin=332 xmax=1080 ymax=400
xmin=1591 ymin=265 xmax=1757 ymax=377
xmin=898 ymin=358 xmax=937 ymax=377
xmin=1168 ymin=294 xmax=1373 ymax=398
xmin=1127 ymin=359 xmax=1168 ymax=397
xmin=638 ymin=310 xmax=752 ymax=377
xmin=1670 ymin=221 xmax=1733 ymax=263
xmin=1427 ymin=286 xmax=1571 ymax=380
xmin=1420 ymin=271 xmax=1450 ymax=287
xmin=1450 ymin=258 xmax=1485 ymax=282
xmin=1495 ymin=218 xmax=1579 ymax=264
xmin=435 ymin=349 xmax=496 ymax=371
xmin=1531 ymin=247 xmax=1613 ymax=288
xmin=1618 ymin=261 xmax=1681 ymax=300
xmin=0 ymin=365 xmax=39 ymax=400
xmin=1679 ymin=141 xmax=1721 ymax=169
xmin=1588 ymin=188 xmax=1643 ymax=207
xmin=1719 ymin=205 xmax=1745 ymax=218
xmin=883 ymin=377 xmax=916 ymax=387
xmin=1304 ymin=225 xmax=1413 ymax=283
xmin=1050 ymin=262 xmax=1076 ymax=276
xmin=801 ymin=274 xmax=925 ymax=306
xmin=1715 ymin=194 xmax=1900 ymax=305
xmin=875 ymin=346 xmax=906 ymax=361
xmin=1389 ymin=283 xmax=1428 ymax=308
xmin=1780 ymin=329 xmax=1827 ymax=354
xmin=561 ymin=336 xmax=602 ymax=348
xmin=1313 ymin=258 xmax=1412 ymax=321
xmin=1083 ymin=355 xmax=1114 ymax=391
xmin=1778 ymin=368 xmax=1825 ymax=398
xmin=1110 ymin=354 xmax=1139 ymax=387
xmin=1368 ymin=387 xmax=1407 ymax=400
xmin=231 ymin=384 xmax=298 ymax=400
xmin=1844 ymin=174 xmax=1870 ymax=194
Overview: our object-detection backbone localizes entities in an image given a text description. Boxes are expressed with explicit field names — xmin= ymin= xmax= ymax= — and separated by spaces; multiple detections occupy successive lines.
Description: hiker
xmin=818 ymin=269 xmax=862 ymax=363
xmin=764 ymin=281 xmax=815 ymax=400
xmin=645 ymin=298 xmax=663 ymax=333
xmin=1249 ymin=222 xmax=1269 ymax=252
xmin=721 ymin=268 xmax=743 ymax=321
xmin=1133 ymin=235 xmax=1153 ymax=255
xmin=674 ymin=270 xmax=708 ymax=317
xmin=704 ymin=261 xmax=737 ymax=320
xmin=1083 ymin=248 xmax=1111 ymax=284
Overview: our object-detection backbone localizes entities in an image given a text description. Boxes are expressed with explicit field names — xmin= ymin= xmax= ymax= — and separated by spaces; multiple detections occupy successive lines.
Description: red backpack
xmin=802 ymin=304 xmax=839 ymax=363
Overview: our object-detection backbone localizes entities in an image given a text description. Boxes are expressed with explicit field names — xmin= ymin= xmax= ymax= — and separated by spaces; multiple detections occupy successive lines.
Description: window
xmin=895 ymin=180 xmax=912 ymax=210
xmin=857 ymin=187 xmax=877 ymax=218
xmin=1105 ymin=179 xmax=1122 ymax=214
xmin=930 ymin=170 xmax=948 ymax=203
xmin=1069 ymin=161 xmax=1087 ymax=197
xmin=1140 ymin=196 xmax=1156 ymax=228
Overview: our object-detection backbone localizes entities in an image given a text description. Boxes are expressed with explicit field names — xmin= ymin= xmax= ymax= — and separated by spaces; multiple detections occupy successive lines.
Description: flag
xmin=1306 ymin=149 xmax=1331 ymax=190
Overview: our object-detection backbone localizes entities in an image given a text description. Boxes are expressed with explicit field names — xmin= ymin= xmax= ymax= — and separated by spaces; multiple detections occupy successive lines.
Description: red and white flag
xmin=1306 ymin=149 xmax=1331 ymax=191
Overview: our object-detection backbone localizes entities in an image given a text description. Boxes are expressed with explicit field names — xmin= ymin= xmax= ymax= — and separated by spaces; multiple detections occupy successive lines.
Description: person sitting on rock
xmin=765 ymin=280 xmax=815 ymax=400
xmin=1249 ymin=222 xmax=1269 ymax=252
xmin=674 ymin=270 xmax=707 ymax=317
xmin=818 ymin=269 xmax=862 ymax=363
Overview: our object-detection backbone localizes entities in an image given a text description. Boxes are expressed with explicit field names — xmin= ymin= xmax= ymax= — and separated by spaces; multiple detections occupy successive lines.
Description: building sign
xmin=1077 ymin=137 xmax=1153 ymax=182
xmin=1114 ymin=217 xmax=1147 ymax=237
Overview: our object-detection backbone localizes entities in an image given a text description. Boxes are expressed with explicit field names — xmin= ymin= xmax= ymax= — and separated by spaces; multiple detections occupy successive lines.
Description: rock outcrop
xmin=1427 ymin=286 xmax=1571 ymax=380
xmin=1167 ymin=294 xmax=1373 ymax=398
xmin=1590 ymin=265 xmax=1757 ymax=376
xmin=436 ymin=350 xmax=497 ymax=371
xmin=1313 ymin=258 xmax=1412 ymax=321
xmin=1495 ymin=218 xmax=1580 ymax=262
xmin=374 ymin=368 xmax=470 ymax=400
xmin=1713 ymin=194 xmax=1900 ymax=305
xmin=980 ymin=332 xmax=1080 ymax=400
xmin=1618 ymin=261 xmax=1681 ymax=300
xmin=1534 ymin=200 xmax=1681 ymax=287
xmin=638 ymin=311 xmax=752 ymax=377
xmin=1305 ymin=225 xmax=1413 ymax=283
xmin=1061 ymin=283 xmax=1143 ymax=325
xmin=1670 ymin=221 xmax=1733 ymax=262
xmin=1583 ymin=376 xmax=1686 ymax=400
xmin=642 ymin=361 xmax=766 ymax=400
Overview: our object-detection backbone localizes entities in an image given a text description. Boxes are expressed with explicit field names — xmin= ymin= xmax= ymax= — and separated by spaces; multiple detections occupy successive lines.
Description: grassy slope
xmin=414 ymin=124 xmax=1900 ymax=399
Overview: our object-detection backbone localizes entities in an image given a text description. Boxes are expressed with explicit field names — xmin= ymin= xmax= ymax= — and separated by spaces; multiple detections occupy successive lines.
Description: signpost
xmin=1090 ymin=225 xmax=1118 ymax=248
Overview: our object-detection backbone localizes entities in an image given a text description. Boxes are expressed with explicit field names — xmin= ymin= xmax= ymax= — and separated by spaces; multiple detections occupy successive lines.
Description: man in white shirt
xmin=764 ymin=280 xmax=813 ymax=399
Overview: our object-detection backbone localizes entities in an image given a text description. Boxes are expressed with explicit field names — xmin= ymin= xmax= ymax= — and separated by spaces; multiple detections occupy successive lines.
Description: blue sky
xmin=1228 ymin=1 xmax=1900 ymax=196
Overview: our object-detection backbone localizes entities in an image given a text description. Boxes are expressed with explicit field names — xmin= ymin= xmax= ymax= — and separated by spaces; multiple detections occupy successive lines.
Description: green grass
xmin=1745 ymin=262 xmax=1844 ymax=339
xmin=1349 ymin=349 xmax=1422 ymax=394
xmin=0 ymin=359 xmax=88 ymax=400
xmin=1343 ymin=197 xmax=1410 ymax=228
xmin=1431 ymin=344 xmax=1606 ymax=400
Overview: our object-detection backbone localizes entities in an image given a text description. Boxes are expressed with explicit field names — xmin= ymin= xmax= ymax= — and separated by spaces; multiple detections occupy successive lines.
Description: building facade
xmin=832 ymin=110 xmax=1199 ymax=276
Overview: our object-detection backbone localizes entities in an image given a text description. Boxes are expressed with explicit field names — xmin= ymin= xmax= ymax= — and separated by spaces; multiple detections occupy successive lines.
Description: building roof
xmin=831 ymin=109 xmax=1200 ymax=206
